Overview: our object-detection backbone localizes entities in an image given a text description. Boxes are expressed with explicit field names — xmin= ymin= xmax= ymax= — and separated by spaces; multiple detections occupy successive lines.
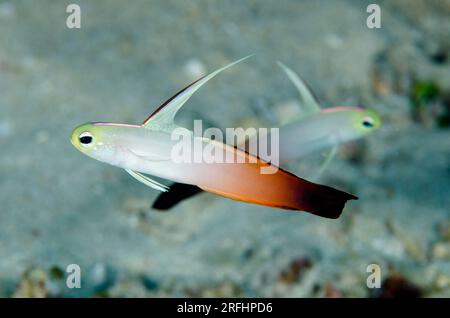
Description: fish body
xmin=247 ymin=107 xmax=380 ymax=163
xmin=152 ymin=62 xmax=380 ymax=210
xmin=72 ymin=122 xmax=355 ymax=217
xmin=71 ymin=56 xmax=357 ymax=218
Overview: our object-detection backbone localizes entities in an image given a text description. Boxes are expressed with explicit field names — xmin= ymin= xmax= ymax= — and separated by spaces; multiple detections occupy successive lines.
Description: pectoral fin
xmin=128 ymin=148 xmax=171 ymax=162
xmin=313 ymin=145 xmax=338 ymax=180
xmin=125 ymin=169 xmax=169 ymax=192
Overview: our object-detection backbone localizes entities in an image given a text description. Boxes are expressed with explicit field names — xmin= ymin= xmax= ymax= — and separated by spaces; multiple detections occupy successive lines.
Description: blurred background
xmin=0 ymin=0 xmax=449 ymax=297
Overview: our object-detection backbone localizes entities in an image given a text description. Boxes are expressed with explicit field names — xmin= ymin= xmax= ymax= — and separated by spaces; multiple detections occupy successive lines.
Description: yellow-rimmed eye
xmin=355 ymin=109 xmax=381 ymax=132
xmin=79 ymin=131 xmax=94 ymax=146
xmin=362 ymin=116 xmax=375 ymax=128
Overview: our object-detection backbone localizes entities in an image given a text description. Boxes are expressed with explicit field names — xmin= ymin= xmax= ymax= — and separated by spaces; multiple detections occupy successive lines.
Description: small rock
xmin=324 ymin=33 xmax=344 ymax=49
xmin=432 ymin=242 xmax=450 ymax=260
xmin=375 ymin=274 xmax=422 ymax=298
xmin=438 ymin=221 xmax=450 ymax=241
xmin=371 ymin=67 xmax=392 ymax=96
xmin=0 ymin=120 xmax=13 ymax=138
xmin=435 ymin=273 xmax=450 ymax=289
xmin=88 ymin=263 xmax=116 ymax=294
xmin=13 ymin=268 xmax=48 ymax=298
xmin=141 ymin=275 xmax=159 ymax=291
xmin=201 ymin=281 xmax=241 ymax=297
xmin=49 ymin=266 xmax=65 ymax=280
xmin=183 ymin=59 xmax=207 ymax=80
xmin=386 ymin=220 xmax=426 ymax=262
xmin=324 ymin=284 xmax=342 ymax=298
xmin=278 ymin=257 xmax=313 ymax=285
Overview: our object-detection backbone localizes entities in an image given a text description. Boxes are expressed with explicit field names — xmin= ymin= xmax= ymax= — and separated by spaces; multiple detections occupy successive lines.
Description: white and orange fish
xmin=71 ymin=57 xmax=357 ymax=218
xmin=153 ymin=62 xmax=380 ymax=210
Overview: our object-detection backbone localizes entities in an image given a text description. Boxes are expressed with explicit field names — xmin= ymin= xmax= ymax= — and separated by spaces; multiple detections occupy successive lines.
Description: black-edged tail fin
xmin=299 ymin=183 xmax=358 ymax=219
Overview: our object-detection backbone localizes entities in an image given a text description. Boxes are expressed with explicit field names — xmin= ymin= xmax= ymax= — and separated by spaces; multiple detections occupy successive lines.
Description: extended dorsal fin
xmin=277 ymin=61 xmax=321 ymax=117
xmin=142 ymin=55 xmax=253 ymax=132
xmin=277 ymin=62 xmax=337 ymax=177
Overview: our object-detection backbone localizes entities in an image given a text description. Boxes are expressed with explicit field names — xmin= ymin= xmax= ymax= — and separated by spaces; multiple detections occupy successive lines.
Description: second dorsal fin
xmin=277 ymin=61 xmax=321 ymax=117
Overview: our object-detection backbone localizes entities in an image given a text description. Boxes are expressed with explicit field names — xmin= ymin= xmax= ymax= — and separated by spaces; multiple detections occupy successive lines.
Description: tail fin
xmin=298 ymin=183 xmax=357 ymax=219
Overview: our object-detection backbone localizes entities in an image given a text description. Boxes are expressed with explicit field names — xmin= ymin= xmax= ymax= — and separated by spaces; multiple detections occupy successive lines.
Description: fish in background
xmin=152 ymin=62 xmax=381 ymax=210
xmin=71 ymin=56 xmax=357 ymax=219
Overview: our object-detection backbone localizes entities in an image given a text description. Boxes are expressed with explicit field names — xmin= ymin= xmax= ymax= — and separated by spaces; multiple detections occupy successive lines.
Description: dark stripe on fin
xmin=298 ymin=183 xmax=357 ymax=219
xmin=152 ymin=183 xmax=204 ymax=211
xmin=142 ymin=75 xmax=206 ymax=125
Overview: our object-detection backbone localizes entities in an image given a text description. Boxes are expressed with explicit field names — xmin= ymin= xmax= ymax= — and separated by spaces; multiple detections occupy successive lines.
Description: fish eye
xmin=362 ymin=116 xmax=375 ymax=128
xmin=79 ymin=131 xmax=94 ymax=146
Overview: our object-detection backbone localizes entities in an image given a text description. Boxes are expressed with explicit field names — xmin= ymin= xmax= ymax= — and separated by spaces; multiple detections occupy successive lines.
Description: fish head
xmin=70 ymin=122 xmax=121 ymax=164
xmin=332 ymin=107 xmax=381 ymax=142
xmin=320 ymin=106 xmax=381 ymax=143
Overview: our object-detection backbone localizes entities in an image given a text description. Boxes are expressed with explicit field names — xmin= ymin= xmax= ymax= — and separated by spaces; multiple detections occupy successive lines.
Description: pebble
xmin=435 ymin=273 xmax=450 ymax=289
xmin=432 ymin=242 xmax=450 ymax=260
xmin=13 ymin=268 xmax=48 ymax=298
xmin=183 ymin=59 xmax=207 ymax=80
xmin=324 ymin=33 xmax=344 ymax=49
xmin=0 ymin=120 xmax=13 ymax=138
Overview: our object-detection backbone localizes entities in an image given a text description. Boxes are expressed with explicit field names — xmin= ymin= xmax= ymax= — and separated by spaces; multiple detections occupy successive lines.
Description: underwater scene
xmin=0 ymin=0 xmax=449 ymax=298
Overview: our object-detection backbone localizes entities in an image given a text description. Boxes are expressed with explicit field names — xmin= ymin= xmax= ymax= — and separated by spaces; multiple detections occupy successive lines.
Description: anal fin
xmin=152 ymin=183 xmax=204 ymax=210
